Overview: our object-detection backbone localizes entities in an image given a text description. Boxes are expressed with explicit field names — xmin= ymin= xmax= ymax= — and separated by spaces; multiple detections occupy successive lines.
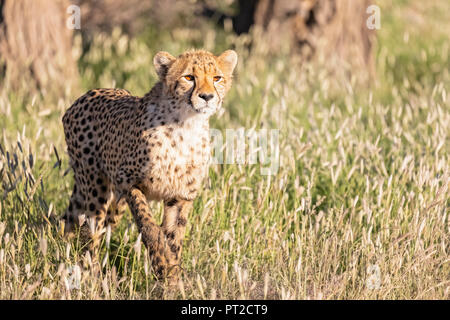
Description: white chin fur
xmin=193 ymin=104 xmax=218 ymax=115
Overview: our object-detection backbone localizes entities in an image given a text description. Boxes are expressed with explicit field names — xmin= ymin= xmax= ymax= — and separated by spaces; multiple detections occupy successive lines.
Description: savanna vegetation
xmin=0 ymin=0 xmax=448 ymax=299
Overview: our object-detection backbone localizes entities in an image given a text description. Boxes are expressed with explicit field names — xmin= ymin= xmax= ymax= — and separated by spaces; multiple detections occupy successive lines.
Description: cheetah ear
xmin=217 ymin=50 xmax=238 ymax=76
xmin=153 ymin=51 xmax=176 ymax=80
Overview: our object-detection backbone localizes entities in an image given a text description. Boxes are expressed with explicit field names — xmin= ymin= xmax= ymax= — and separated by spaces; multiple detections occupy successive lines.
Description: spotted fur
xmin=62 ymin=49 xmax=237 ymax=281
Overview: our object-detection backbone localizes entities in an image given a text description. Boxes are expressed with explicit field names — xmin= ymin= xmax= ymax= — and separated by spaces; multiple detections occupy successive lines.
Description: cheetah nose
xmin=199 ymin=93 xmax=214 ymax=102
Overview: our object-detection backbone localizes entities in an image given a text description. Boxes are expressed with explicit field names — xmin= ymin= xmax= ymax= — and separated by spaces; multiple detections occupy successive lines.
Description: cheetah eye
xmin=213 ymin=76 xmax=222 ymax=82
xmin=184 ymin=75 xmax=194 ymax=81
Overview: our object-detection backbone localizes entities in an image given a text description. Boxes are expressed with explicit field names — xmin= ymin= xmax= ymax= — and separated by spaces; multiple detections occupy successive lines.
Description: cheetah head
xmin=153 ymin=49 xmax=237 ymax=116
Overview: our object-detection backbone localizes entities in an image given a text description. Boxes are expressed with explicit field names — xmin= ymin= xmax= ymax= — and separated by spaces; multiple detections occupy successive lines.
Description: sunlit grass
xmin=0 ymin=0 xmax=448 ymax=299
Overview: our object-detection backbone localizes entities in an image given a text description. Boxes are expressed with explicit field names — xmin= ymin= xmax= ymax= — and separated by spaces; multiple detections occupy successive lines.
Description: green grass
xmin=0 ymin=0 xmax=448 ymax=299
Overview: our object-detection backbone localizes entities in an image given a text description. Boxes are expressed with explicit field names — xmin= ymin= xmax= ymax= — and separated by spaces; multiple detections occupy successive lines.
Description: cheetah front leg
xmin=162 ymin=199 xmax=192 ymax=282
xmin=126 ymin=187 xmax=170 ymax=279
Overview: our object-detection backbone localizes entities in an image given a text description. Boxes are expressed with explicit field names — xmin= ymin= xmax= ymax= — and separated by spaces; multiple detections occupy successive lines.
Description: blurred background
xmin=0 ymin=0 xmax=376 ymax=96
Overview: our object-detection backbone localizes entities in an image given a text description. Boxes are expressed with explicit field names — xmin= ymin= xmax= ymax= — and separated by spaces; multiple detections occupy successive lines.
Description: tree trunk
xmin=253 ymin=0 xmax=375 ymax=75
xmin=0 ymin=0 xmax=78 ymax=96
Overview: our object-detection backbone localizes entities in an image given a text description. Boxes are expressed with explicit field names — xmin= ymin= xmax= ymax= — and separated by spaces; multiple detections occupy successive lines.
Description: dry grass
xmin=0 ymin=0 xmax=448 ymax=299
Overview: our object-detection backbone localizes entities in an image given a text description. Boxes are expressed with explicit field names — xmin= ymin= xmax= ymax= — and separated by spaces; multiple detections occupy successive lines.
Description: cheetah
xmin=62 ymin=49 xmax=237 ymax=281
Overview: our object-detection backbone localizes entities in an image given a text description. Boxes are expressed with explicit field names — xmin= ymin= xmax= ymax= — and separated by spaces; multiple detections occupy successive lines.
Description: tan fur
xmin=62 ymin=49 xmax=237 ymax=282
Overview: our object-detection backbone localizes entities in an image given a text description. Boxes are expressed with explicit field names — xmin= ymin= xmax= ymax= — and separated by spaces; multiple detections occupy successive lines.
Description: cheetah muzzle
xmin=62 ymin=49 xmax=237 ymax=283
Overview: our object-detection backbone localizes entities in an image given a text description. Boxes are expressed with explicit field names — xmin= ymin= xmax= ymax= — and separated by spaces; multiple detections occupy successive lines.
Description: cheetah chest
xmin=142 ymin=123 xmax=211 ymax=200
